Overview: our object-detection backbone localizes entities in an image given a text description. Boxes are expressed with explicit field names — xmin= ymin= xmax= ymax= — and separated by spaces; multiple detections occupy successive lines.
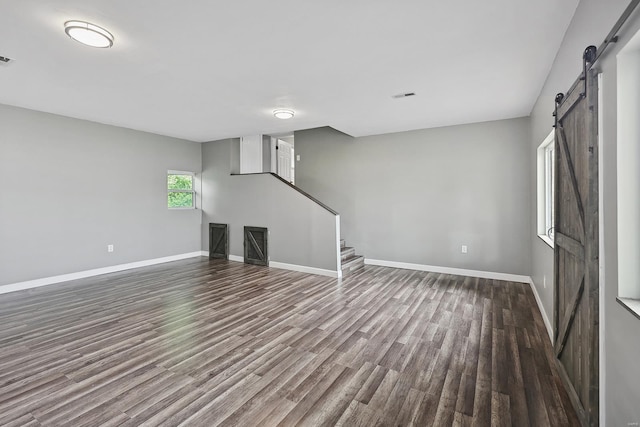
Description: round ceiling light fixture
xmin=64 ymin=21 xmax=114 ymax=48
xmin=273 ymin=109 xmax=295 ymax=120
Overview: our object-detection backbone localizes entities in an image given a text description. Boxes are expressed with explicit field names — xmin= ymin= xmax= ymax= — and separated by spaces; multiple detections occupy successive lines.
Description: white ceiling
xmin=0 ymin=0 xmax=578 ymax=142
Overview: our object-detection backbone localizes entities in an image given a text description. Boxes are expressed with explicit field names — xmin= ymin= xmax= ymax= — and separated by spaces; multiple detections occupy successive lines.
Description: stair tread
xmin=339 ymin=240 xmax=363 ymax=276
xmin=341 ymin=254 xmax=365 ymax=277
xmin=341 ymin=254 xmax=364 ymax=266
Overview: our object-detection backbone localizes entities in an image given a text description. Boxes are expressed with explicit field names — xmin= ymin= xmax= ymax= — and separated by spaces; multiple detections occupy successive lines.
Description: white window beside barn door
xmin=617 ymin=34 xmax=640 ymax=315
xmin=537 ymin=130 xmax=555 ymax=247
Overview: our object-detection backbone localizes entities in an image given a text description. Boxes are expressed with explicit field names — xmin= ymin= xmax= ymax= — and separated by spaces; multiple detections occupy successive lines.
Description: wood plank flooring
xmin=0 ymin=258 xmax=579 ymax=426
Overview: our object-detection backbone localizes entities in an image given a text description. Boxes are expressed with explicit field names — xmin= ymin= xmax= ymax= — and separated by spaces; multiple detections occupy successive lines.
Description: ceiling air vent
xmin=0 ymin=56 xmax=14 ymax=65
xmin=392 ymin=92 xmax=416 ymax=99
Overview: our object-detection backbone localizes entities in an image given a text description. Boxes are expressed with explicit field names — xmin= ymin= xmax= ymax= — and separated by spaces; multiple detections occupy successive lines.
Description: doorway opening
xmin=270 ymin=135 xmax=295 ymax=184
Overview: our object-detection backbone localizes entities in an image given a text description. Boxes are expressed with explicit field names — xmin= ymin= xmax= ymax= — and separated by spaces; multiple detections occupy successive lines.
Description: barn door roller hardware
xmin=553 ymin=93 xmax=564 ymax=128
xmin=581 ymin=45 xmax=598 ymax=97
xmin=554 ymin=0 xmax=640 ymax=114
xmin=552 ymin=45 xmax=596 ymax=125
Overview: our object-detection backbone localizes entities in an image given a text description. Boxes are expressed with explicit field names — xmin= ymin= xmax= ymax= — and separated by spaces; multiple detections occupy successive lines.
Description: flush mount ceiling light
xmin=64 ymin=21 xmax=114 ymax=48
xmin=273 ymin=109 xmax=295 ymax=120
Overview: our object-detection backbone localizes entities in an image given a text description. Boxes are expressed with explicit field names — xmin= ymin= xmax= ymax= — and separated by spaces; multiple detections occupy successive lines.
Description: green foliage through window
xmin=168 ymin=172 xmax=194 ymax=208
xmin=168 ymin=174 xmax=193 ymax=190
xmin=168 ymin=192 xmax=194 ymax=208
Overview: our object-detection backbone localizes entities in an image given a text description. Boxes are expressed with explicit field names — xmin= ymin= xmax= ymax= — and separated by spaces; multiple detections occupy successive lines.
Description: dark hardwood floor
xmin=0 ymin=258 xmax=579 ymax=426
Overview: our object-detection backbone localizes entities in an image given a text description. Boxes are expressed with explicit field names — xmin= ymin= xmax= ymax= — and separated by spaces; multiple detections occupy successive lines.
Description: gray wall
xmin=262 ymin=135 xmax=273 ymax=173
xmin=528 ymin=0 xmax=640 ymax=423
xmin=201 ymin=139 xmax=339 ymax=272
xmin=295 ymin=118 xmax=531 ymax=276
xmin=0 ymin=104 xmax=202 ymax=286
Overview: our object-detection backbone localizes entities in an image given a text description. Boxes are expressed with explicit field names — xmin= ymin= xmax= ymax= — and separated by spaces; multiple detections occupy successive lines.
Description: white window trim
xmin=536 ymin=130 xmax=555 ymax=248
xmin=617 ymin=42 xmax=640 ymax=308
xmin=168 ymin=170 xmax=196 ymax=210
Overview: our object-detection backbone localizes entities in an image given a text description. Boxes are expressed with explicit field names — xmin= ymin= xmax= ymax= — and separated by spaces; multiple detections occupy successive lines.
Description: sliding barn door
xmin=553 ymin=51 xmax=599 ymax=426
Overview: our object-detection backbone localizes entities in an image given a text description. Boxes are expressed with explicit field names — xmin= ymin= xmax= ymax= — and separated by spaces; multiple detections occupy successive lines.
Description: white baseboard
xmin=364 ymin=258 xmax=531 ymax=283
xmin=528 ymin=278 xmax=554 ymax=342
xmin=0 ymin=252 xmax=206 ymax=295
xmin=223 ymin=254 xmax=339 ymax=278
xmin=269 ymin=261 xmax=339 ymax=278
xmin=335 ymin=217 xmax=343 ymax=279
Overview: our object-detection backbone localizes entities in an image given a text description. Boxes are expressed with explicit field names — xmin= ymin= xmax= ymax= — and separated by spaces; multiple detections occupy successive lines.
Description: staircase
xmin=340 ymin=239 xmax=365 ymax=277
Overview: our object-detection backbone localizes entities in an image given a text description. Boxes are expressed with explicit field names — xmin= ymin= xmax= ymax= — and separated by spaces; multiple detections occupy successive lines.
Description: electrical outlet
xmin=461 ymin=245 xmax=468 ymax=254
xmin=543 ymin=275 xmax=546 ymax=289
xmin=296 ymin=154 xmax=301 ymax=161
xmin=107 ymin=244 xmax=114 ymax=253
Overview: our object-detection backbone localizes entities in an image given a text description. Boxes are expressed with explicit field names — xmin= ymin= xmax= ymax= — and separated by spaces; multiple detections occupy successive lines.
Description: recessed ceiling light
xmin=64 ymin=21 xmax=114 ymax=48
xmin=273 ymin=109 xmax=295 ymax=120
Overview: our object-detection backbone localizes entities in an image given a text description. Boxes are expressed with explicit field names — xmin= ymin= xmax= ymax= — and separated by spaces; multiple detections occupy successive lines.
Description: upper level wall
xmin=0 ymin=104 xmax=202 ymax=286
xmin=295 ymin=118 xmax=531 ymax=276
xmin=200 ymin=139 xmax=339 ymax=273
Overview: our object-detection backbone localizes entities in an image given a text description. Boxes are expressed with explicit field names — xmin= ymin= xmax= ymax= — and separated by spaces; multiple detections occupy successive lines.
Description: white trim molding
xmin=528 ymin=278 xmax=554 ymax=341
xmin=335 ymin=215 xmax=343 ymax=279
xmin=364 ymin=258 xmax=531 ymax=283
xmin=0 ymin=252 xmax=205 ymax=295
xmin=269 ymin=261 xmax=339 ymax=278
xmin=597 ymin=72 xmax=605 ymax=426
xmin=224 ymin=254 xmax=339 ymax=278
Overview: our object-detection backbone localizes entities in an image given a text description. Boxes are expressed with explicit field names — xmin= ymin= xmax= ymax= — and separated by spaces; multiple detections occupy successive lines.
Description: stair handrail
xmin=230 ymin=172 xmax=339 ymax=216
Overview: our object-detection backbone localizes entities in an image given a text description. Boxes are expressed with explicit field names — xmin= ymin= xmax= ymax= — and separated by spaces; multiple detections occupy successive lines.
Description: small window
xmin=537 ymin=131 xmax=555 ymax=247
xmin=168 ymin=171 xmax=195 ymax=209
